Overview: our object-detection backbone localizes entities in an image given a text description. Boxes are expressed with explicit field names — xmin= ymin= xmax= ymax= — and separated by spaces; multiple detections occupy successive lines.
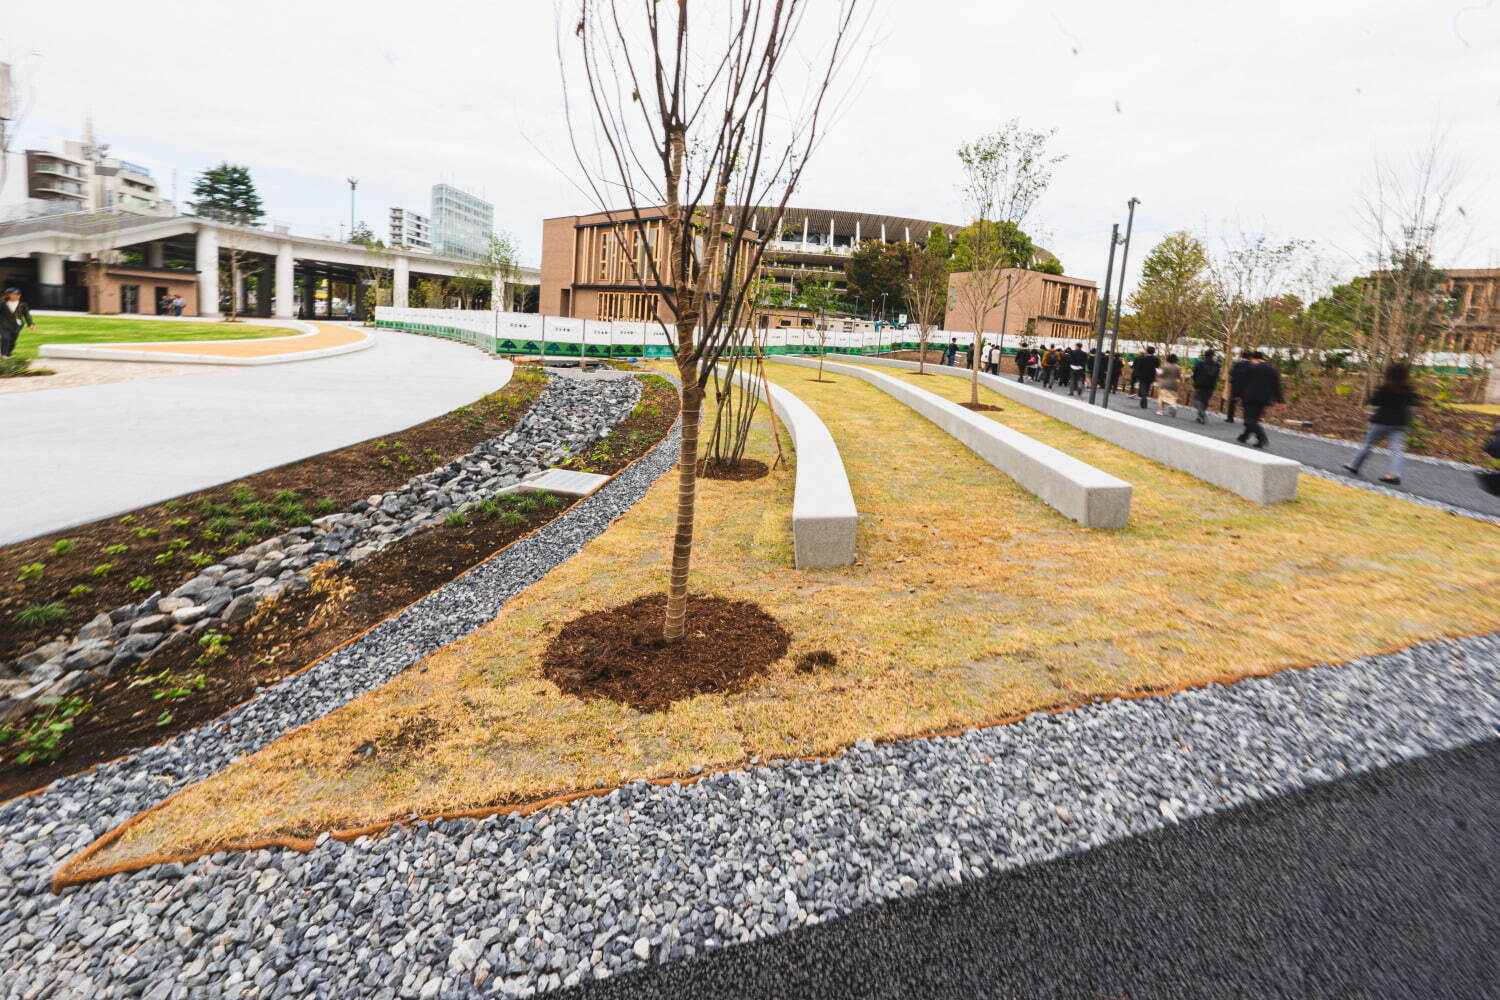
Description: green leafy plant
xmin=473 ymin=498 xmax=502 ymax=519
xmin=313 ymin=498 xmax=338 ymax=515
xmin=17 ymin=563 xmax=44 ymax=582
xmin=167 ymin=538 xmax=191 ymax=552
xmin=164 ymin=500 xmax=181 ymax=512
xmin=126 ymin=575 xmax=153 ymax=593
xmin=0 ymin=697 xmax=91 ymax=765
xmin=167 ymin=518 xmax=192 ymax=530
xmin=378 ymin=457 xmax=392 ymax=468
xmin=196 ymin=630 xmax=231 ymax=665
xmin=238 ymin=501 xmax=271 ymax=519
xmin=445 ymin=511 xmax=470 ymax=527
xmin=118 ymin=514 xmax=138 ymax=525
xmin=133 ymin=526 xmax=159 ymax=539
xmin=51 ymin=539 xmax=75 ymax=557
xmin=152 ymin=551 xmax=177 ymax=566
xmin=154 ymin=710 xmax=175 ymax=727
xmin=15 ymin=602 xmax=69 ymax=627
xmin=206 ymin=515 xmax=240 ymax=534
xmin=246 ymin=517 xmax=279 ymax=536
xmin=197 ymin=499 xmax=232 ymax=517
xmin=498 ymin=511 xmax=526 ymax=529
xmin=189 ymin=552 xmax=214 ymax=568
xmin=91 ymin=563 xmax=113 ymax=578
xmin=272 ymin=489 xmax=300 ymax=505
xmin=103 ymin=543 xmax=129 ymax=556
xmin=228 ymin=530 xmax=255 ymax=548
xmin=230 ymin=484 xmax=256 ymax=505
xmin=68 ymin=584 xmax=94 ymax=600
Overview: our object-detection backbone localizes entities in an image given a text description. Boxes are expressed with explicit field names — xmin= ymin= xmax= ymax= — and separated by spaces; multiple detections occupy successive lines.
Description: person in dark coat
xmin=1130 ymin=347 xmax=1160 ymax=408
xmin=1014 ymin=345 xmax=1032 ymax=382
xmin=1064 ymin=343 xmax=1089 ymax=396
xmin=1108 ymin=351 xmax=1123 ymax=390
xmin=1342 ymin=362 xmax=1421 ymax=484
xmin=1477 ymin=423 xmax=1500 ymax=497
xmin=1235 ymin=351 xmax=1284 ymax=449
xmin=1190 ymin=348 xmax=1221 ymax=424
xmin=1 ymin=287 xmax=36 ymax=358
xmin=943 ymin=338 xmax=957 ymax=367
xmin=1225 ymin=350 xmax=1253 ymax=423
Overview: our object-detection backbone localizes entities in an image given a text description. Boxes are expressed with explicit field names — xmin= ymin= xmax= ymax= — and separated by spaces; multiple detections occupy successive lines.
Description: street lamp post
xmin=1090 ymin=224 xmax=1122 ymax=405
xmin=997 ymin=272 xmax=1014 ymax=368
xmin=347 ymin=177 xmax=359 ymax=240
xmin=1102 ymin=197 xmax=1140 ymax=409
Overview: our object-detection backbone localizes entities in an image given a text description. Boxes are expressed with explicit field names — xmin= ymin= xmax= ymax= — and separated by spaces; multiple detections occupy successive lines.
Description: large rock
xmin=63 ymin=640 xmax=114 ymax=671
xmin=157 ymin=596 xmax=195 ymax=615
xmin=171 ymin=605 xmax=207 ymax=626
xmin=75 ymin=613 xmax=114 ymax=642
xmin=17 ymin=641 xmax=68 ymax=672
xmin=129 ymin=615 xmax=169 ymax=634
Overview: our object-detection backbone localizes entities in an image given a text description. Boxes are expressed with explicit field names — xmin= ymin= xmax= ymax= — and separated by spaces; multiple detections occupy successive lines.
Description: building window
xmin=1057 ymin=285 xmax=1069 ymax=316
xmin=597 ymin=291 xmax=655 ymax=322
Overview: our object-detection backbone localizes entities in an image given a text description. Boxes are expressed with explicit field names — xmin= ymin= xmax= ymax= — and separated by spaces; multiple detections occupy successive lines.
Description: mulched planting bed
xmin=0 ymin=376 xmax=678 ymax=800
xmin=540 ymin=592 xmax=791 ymax=712
xmin=700 ymin=458 xmax=771 ymax=481
xmin=0 ymin=369 xmax=548 ymax=665
xmin=960 ymin=402 xmax=1004 ymax=412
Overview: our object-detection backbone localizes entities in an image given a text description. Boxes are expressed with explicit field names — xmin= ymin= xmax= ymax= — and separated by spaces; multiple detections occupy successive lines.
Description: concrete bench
xmin=828 ymin=354 xmax=1300 ymax=505
xmin=723 ymin=365 xmax=858 ymax=568
xmin=771 ymin=356 xmax=1132 ymax=528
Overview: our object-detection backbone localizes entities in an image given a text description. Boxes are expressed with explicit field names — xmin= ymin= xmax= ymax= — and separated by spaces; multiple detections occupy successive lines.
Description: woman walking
xmin=1343 ymin=362 xmax=1421 ymax=485
xmin=1156 ymin=353 xmax=1183 ymax=416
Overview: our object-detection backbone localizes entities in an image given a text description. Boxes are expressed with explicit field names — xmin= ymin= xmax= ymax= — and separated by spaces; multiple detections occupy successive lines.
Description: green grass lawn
xmin=9 ymin=316 xmax=291 ymax=362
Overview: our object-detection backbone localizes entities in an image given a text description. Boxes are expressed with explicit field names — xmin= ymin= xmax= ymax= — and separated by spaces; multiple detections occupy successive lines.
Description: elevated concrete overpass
xmin=0 ymin=211 xmax=539 ymax=319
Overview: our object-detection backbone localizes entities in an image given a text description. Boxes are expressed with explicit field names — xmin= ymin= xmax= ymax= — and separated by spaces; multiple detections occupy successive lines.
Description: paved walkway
xmin=1065 ymin=379 xmax=1500 ymax=518
xmin=566 ymin=739 xmax=1499 ymax=999
xmin=0 ymin=329 xmax=511 ymax=545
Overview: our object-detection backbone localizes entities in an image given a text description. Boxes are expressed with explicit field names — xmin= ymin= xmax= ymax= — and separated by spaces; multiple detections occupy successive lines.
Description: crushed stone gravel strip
xmin=2 ymin=616 xmax=1495 ymax=996
xmin=1300 ymin=464 xmax=1500 ymax=525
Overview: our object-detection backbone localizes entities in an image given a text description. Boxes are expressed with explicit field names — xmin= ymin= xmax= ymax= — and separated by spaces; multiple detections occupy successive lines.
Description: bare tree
xmin=564 ymin=0 xmax=866 ymax=641
xmin=1205 ymin=229 xmax=1306 ymax=399
xmin=952 ymin=121 xmax=1063 ymax=404
xmin=905 ymin=230 xmax=947 ymax=374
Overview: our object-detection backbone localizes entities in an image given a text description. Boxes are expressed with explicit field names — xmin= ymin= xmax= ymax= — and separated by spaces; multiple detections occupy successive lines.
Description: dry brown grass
xmin=63 ymin=362 xmax=1500 ymax=879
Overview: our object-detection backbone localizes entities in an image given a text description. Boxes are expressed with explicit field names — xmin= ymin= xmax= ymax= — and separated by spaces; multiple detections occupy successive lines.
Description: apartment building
xmin=388 ymin=206 xmax=432 ymax=252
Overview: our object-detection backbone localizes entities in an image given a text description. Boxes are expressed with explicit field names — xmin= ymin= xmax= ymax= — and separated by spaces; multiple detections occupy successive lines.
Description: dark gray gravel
xmin=2 ymin=624 xmax=1494 ymax=997
xmin=560 ymin=738 xmax=1500 ymax=1000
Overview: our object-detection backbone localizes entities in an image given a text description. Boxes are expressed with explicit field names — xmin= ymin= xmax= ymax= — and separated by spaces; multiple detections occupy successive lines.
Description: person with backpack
xmin=943 ymin=338 xmax=957 ymax=367
xmin=1130 ymin=346 xmax=1160 ymax=409
xmin=1342 ymin=362 xmax=1421 ymax=485
xmin=1040 ymin=345 xmax=1061 ymax=388
xmin=1235 ymin=351 xmax=1284 ymax=449
xmin=1191 ymin=349 xmax=1221 ymax=424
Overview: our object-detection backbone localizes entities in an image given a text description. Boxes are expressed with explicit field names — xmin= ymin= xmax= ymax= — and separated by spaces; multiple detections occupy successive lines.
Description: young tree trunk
xmin=918 ymin=327 xmax=928 ymax=374
xmin=970 ymin=334 xmax=983 ymax=404
xmin=664 ymin=375 xmax=703 ymax=643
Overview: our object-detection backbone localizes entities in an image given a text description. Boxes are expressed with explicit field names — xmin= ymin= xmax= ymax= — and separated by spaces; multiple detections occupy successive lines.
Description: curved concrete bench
xmin=829 ymin=354 xmax=1299 ymax=505
xmin=771 ymin=356 xmax=1131 ymax=528
xmin=723 ymin=365 xmax=858 ymax=567
xmin=36 ymin=319 xmax=374 ymax=366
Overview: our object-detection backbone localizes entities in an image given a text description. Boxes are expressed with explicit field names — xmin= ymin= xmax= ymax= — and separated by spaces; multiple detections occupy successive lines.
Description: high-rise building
xmin=388 ymin=206 xmax=432 ymax=252
xmin=1 ymin=122 xmax=171 ymax=221
xmin=429 ymin=183 xmax=493 ymax=261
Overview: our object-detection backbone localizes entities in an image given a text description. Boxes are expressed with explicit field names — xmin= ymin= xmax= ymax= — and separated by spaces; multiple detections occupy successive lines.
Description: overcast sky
xmin=3 ymin=0 xmax=1496 ymax=293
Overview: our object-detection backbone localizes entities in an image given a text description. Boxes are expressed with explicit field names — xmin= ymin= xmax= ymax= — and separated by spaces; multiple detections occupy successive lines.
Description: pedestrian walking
xmin=1342 ymin=362 xmax=1421 ymax=485
xmin=1156 ymin=353 xmax=1183 ymax=416
xmin=1477 ymin=423 xmax=1500 ymax=497
xmin=1131 ymin=347 xmax=1160 ymax=408
xmin=1013 ymin=344 xmax=1031 ymax=381
xmin=1108 ymin=351 xmax=1123 ymax=391
xmin=171 ymin=294 xmax=185 ymax=316
xmin=1040 ymin=345 xmax=1061 ymax=388
xmin=943 ymin=338 xmax=957 ymax=367
xmin=1 ymin=287 xmax=36 ymax=359
xmin=1191 ymin=349 xmax=1221 ymax=424
xmin=1235 ymin=351 xmax=1283 ymax=449
xmin=1225 ymin=349 xmax=1252 ymax=423
xmin=1065 ymin=343 xmax=1089 ymax=397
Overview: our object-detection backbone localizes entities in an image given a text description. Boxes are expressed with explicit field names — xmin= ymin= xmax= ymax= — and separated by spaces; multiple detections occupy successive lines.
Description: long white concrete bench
xmin=771 ymin=356 xmax=1132 ymax=528
xmin=828 ymin=354 xmax=1300 ymax=504
xmin=722 ymin=365 xmax=858 ymax=568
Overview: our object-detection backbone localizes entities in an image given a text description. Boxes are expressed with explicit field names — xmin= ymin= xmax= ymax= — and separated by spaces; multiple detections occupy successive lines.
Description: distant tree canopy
xmin=349 ymin=221 xmax=379 ymax=246
xmin=845 ymin=241 xmax=917 ymax=317
xmin=189 ymin=163 xmax=263 ymax=225
xmin=1129 ymin=231 xmax=1213 ymax=346
xmin=949 ymin=219 xmax=1034 ymax=273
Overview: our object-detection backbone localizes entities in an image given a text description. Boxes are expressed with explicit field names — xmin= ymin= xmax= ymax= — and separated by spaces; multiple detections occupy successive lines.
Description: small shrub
xmin=272 ymin=489 xmax=300 ymax=505
xmin=167 ymin=518 xmax=191 ymax=530
xmin=126 ymin=575 xmax=153 ymax=593
xmin=91 ymin=563 xmax=113 ymax=578
xmin=167 ymin=538 xmax=191 ymax=552
xmin=201 ymin=530 xmax=221 ymax=543
xmin=197 ymin=499 xmax=232 ymax=517
xmin=313 ymin=498 xmax=338 ymax=515
xmin=473 ymin=498 xmax=502 ymax=519
xmin=0 ymin=697 xmax=91 ymax=766
xmin=239 ymin=501 xmax=271 ymax=519
xmin=133 ymin=526 xmax=159 ymax=539
xmin=535 ymin=492 xmax=563 ymax=508
xmin=498 ymin=511 xmax=526 ymax=529
xmin=51 ymin=539 xmax=75 ymax=557
xmin=0 ymin=356 xmax=35 ymax=376
xmin=228 ymin=531 xmax=255 ymax=549
xmin=118 ymin=514 xmax=137 ymax=525
xmin=68 ymin=584 xmax=94 ymax=600
xmin=230 ymin=483 xmax=256 ymax=505
xmin=189 ymin=553 xmax=214 ymax=569
xmin=196 ymin=630 xmax=231 ymax=666
xmin=246 ymin=517 xmax=279 ymax=536
xmin=154 ymin=710 xmax=174 ymax=727
xmin=164 ymin=500 xmax=181 ymax=512
xmin=445 ymin=510 xmax=470 ymax=527
xmin=206 ymin=515 xmax=240 ymax=534
xmin=103 ymin=543 xmax=129 ymax=556
xmin=17 ymin=562 xmax=44 ymax=582
xmin=373 ymin=440 xmax=389 ymax=450
xmin=152 ymin=551 xmax=177 ymax=566
xmin=15 ymin=602 xmax=69 ymax=627
xmin=378 ymin=457 xmax=392 ymax=467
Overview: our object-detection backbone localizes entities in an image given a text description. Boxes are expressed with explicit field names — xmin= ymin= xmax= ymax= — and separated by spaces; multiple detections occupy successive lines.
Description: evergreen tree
xmin=190 ymin=163 xmax=264 ymax=225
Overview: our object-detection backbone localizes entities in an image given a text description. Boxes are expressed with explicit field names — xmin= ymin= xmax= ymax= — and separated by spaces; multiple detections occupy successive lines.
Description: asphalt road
xmin=562 ymin=739 xmax=1500 ymax=1000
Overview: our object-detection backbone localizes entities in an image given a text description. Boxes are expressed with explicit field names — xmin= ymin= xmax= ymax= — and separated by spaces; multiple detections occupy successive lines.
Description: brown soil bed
xmin=540 ymin=593 xmax=791 ymax=712
xmin=699 ymin=458 xmax=771 ymax=481
xmin=960 ymin=402 xmax=1004 ymax=412
xmin=0 ymin=369 xmax=548 ymax=665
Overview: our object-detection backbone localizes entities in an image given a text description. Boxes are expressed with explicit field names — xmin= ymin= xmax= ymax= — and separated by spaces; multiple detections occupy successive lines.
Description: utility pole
xmin=347 ymin=177 xmax=359 ymax=240
xmin=1090 ymin=225 xmax=1122 ymax=405
xmin=997 ymin=271 xmax=1014 ymax=367
xmin=1102 ymin=197 xmax=1140 ymax=408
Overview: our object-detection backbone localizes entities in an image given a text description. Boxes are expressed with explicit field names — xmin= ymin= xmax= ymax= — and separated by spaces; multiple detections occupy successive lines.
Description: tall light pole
xmin=1090 ymin=224 xmax=1122 ymax=405
xmin=1102 ymin=197 xmax=1140 ymax=408
xmin=347 ymin=177 xmax=359 ymax=241
xmin=997 ymin=271 xmax=1014 ymax=368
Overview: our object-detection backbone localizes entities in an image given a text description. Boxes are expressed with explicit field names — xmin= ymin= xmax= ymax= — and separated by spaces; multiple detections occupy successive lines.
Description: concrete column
xmin=393 ymin=255 xmax=410 ymax=308
xmin=274 ymin=243 xmax=295 ymax=318
xmin=492 ymin=274 xmax=508 ymax=312
xmin=35 ymin=252 xmax=65 ymax=286
xmin=195 ymin=227 xmax=220 ymax=317
xmin=145 ymin=242 xmax=165 ymax=269
xmin=235 ymin=271 xmax=249 ymax=315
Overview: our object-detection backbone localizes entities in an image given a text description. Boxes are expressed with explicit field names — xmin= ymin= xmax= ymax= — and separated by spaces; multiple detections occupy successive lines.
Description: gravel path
xmin=561 ymin=738 xmax=1500 ymax=1000
xmin=3 ymin=611 xmax=1494 ymax=996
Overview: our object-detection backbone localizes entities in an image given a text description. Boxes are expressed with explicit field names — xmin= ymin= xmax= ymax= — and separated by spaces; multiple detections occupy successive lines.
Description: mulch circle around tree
xmin=699 ymin=458 xmax=770 ymax=481
xmin=960 ymin=402 xmax=1004 ymax=412
xmin=541 ymin=593 xmax=790 ymax=712
xmin=806 ymin=378 xmax=837 ymax=384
